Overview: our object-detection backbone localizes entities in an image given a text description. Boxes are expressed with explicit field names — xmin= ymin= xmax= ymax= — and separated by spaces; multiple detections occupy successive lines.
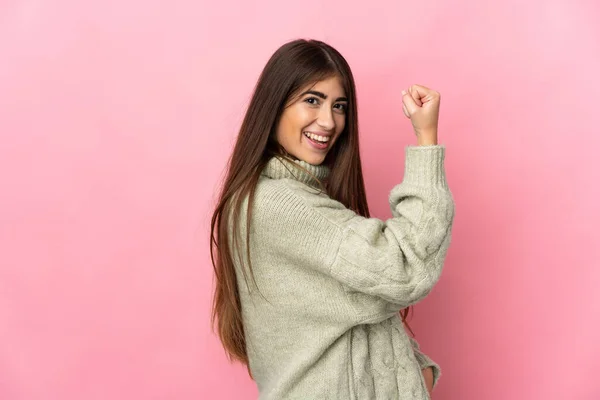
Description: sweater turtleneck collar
xmin=261 ymin=156 xmax=330 ymax=189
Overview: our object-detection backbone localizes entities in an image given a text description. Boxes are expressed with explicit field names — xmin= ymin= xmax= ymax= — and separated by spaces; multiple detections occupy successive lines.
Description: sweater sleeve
xmin=250 ymin=145 xmax=455 ymax=323
xmin=409 ymin=336 xmax=442 ymax=389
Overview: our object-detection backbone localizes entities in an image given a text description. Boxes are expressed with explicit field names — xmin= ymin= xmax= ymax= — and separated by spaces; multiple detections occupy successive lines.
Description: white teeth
xmin=303 ymin=132 xmax=329 ymax=143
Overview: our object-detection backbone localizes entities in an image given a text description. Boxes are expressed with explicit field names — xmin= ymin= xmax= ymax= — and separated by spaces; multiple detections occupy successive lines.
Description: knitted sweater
xmin=230 ymin=145 xmax=455 ymax=399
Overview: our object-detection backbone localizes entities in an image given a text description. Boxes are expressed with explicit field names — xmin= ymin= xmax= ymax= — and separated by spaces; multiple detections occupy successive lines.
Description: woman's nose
xmin=317 ymin=107 xmax=335 ymax=130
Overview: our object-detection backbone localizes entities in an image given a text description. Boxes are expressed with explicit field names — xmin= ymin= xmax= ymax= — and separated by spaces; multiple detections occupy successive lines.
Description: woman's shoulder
xmin=256 ymin=175 xmax=345 ymax=211
xmin=250 ymin=176 xmax=355 ymax=230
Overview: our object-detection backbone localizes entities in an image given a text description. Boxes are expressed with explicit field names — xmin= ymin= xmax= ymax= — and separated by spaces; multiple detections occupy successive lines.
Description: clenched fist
xmin=401 ymin=84 xmax=440 ymax=146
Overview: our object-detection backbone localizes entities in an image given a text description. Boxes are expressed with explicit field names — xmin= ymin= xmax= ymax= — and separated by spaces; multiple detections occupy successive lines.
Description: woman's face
xmin=275 ymin=76 xmax=347 ymax=166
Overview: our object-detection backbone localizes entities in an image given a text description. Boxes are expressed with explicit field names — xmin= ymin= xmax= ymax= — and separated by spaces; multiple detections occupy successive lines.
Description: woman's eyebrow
xmin=301 ymin=90 xmax=348 ymax=102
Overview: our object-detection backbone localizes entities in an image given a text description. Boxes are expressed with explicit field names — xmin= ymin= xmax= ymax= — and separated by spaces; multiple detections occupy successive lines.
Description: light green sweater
xmin=231 ymin=145 xmax=455 ymax=399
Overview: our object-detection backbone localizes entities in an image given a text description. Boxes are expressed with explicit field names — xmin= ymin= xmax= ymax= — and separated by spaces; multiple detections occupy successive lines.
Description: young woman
xmin=210 ymin=38 xmax=455 ymax=399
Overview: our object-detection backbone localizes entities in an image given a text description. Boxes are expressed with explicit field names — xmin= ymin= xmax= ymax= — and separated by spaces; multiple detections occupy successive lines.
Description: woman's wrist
xmin=416 ymin=130 xmax=438 ymax=146
xmin=421 ymin=366 xmax=434 ymax=394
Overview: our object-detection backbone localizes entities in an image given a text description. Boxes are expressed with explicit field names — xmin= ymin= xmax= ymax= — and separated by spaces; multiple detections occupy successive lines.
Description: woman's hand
xmin=421 ymin=366 xmax=434 ymax=397
xmin=401 ymin=84 xmax=441 ymax=146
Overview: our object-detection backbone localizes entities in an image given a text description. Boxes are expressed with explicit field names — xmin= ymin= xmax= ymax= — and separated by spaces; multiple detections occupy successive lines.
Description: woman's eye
xmin=305 ymin=97 xmax=346 ymax=113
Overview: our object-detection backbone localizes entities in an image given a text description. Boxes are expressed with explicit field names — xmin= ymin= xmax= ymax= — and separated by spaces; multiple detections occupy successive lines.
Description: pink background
xmin=1 ymin=1 xmax=599 ymax=399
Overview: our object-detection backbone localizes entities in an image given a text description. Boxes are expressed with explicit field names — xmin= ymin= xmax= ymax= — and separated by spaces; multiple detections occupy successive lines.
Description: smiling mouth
xmin=303 ymin=131 xmax=330 ymax=143
xmin=303 ymin=132 xmax=330 ymax=150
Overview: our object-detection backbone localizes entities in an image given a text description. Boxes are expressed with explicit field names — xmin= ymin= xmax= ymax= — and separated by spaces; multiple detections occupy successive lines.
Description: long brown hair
xmin=210 ymin=38 xmax=414 ymax=375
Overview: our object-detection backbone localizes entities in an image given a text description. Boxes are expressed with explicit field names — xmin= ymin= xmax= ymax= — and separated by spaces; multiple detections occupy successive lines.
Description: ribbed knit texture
xmin=230 ymin=145 xmax=455 ymax=399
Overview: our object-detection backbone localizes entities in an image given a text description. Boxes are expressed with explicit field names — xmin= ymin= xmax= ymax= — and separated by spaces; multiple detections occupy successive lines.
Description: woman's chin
xmin=300 ymin=153 xmax=326 ymax=166
xmin=283 ymin=144 xmax=328 ymax=165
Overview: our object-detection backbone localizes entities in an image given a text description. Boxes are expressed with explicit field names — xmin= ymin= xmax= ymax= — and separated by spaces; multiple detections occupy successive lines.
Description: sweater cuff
xmin=403 ymin=145 xmax=448 ymax=189
xmin=413 ymin=349 xmax=442 ymax=389
xmin=409 ymin=336 xmax=442 ymax=389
